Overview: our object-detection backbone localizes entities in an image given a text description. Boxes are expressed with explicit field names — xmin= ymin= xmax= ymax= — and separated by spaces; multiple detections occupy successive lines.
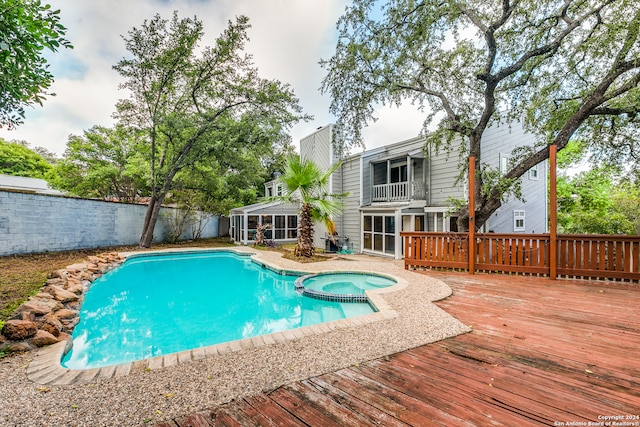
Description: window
xmin=499 ymin=154 xmax=510 ymax=174
xmin=287 ymin=215 xmax=297 ymax=238
xmin=247 ymin=215 xmax=259 ymax=240
xmin=363 ymin=214 xmax=396 ymax=255
xmin=513 ymin=210 xmax=525 ymax=232
xmin=274 ymin=215 xmax=285 ymax=239
xmin=276 ymin=184 xmax=283 ymax=196
xmin=390 ymin=164 xmax=407 ymax=183
xmin=528 ymin=164 xmax=539 ymax=180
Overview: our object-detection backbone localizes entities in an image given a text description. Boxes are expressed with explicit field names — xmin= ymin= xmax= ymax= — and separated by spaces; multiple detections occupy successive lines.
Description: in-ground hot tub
xmin=295 ymin=272 xmax=396 ymax=303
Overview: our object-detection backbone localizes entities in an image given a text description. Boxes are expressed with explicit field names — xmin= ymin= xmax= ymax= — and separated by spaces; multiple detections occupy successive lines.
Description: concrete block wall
xmin=0 ymin=191 xmax=220 ymax=256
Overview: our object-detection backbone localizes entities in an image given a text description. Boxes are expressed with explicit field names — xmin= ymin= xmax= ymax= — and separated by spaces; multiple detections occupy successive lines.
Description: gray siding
xmin=428 ymin=137 xmax=466 ymax=206
xmin=480 ymin=124 xmax=548 ymax=233
xmin=300 ymin=124 xmax=333 ymax=170
xmin=336 ymin=155 xmax=361 ymax=253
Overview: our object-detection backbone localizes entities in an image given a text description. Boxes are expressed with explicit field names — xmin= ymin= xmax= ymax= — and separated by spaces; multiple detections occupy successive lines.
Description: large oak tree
xmin=113 ymin=12 xmax=308 ymax=247
xmin=321 ymin=0 xmax=640 ymax=230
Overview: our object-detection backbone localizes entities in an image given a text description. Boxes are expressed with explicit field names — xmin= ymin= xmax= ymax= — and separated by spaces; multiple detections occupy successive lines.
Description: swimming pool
xmin=62 ymin=251 xmax=382 ymax=369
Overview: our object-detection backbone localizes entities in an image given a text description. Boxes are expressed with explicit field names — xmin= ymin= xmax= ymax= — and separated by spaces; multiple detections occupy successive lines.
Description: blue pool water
xmin=62 ymin=251 xmax=376 ymax=369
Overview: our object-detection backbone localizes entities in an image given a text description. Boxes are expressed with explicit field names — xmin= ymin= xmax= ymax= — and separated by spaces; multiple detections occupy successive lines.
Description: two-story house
xmin=230 ymin=123 xmax=548 ymax=259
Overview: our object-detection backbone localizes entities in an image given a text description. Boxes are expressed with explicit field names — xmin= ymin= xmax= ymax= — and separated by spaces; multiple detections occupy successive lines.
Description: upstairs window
xmin=499 ymin=154 xmax=510 ymax=174
xmin=529 ymin=164 xmax=539 ymax=180
xmin=513 ymin=210 xmax=525 ymax=232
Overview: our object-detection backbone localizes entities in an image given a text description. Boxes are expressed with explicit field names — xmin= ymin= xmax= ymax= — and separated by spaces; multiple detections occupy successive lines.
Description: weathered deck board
xmin=154 ymin=273 xmax=640 ymax=426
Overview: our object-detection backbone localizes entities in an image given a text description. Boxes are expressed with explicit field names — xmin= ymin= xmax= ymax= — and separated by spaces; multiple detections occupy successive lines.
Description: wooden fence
xmin=401 ymin=232 xmax=640 ymax=281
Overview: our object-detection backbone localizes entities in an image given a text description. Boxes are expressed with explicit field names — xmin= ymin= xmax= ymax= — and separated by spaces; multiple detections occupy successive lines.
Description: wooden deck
xmin=155 ymin=273 xmax=640 ymax=426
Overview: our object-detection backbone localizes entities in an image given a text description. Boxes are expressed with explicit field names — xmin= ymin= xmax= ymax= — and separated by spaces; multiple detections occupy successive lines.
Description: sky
xmin=0 ymin=0 xmax=426 ymax=156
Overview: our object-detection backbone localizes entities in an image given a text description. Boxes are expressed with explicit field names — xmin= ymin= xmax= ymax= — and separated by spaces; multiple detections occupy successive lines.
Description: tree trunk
xmin=139 ymin=195 xmax=164 ymax=248
xmin=295 ymin=203 xmax=315 ymax=257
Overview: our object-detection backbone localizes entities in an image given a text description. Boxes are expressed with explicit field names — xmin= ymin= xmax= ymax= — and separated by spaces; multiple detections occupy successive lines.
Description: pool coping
xmin=26 ymin=247 xmax=413 ymax=386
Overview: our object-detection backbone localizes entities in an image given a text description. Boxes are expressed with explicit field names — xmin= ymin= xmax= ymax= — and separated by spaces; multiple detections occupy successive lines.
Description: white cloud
xmin=0 ymin=0 xmax=430 ymax=156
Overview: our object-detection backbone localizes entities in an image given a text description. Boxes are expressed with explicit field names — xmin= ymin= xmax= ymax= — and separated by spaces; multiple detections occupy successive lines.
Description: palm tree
xmin=269 ymin=155 xmax=347 ymax=257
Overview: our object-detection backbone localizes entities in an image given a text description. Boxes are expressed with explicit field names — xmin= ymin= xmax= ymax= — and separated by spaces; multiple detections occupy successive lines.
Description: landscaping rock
xmin=17 ymin=297 xmax=63 ymax=316
xmin=34 ymin=292 xmax=54 ymax=300
xmin=66 ymin=263 xmax=87 ymax=273
xmin=57 ymin=332 xmax=71 ymax=342
xmin=29 ymin=330 xmax=58 ymax=347
xmin=53 ymin=309 xmax=78 ymax=319
xmin=38 ymin=313 xmax=63 ymax=337
xmin=50 ymin=268 xmax=69 ymax=279
xmin=2 ymin=320 xmax=38 ymax=341
xmin=60 ymin=318 xmax=79 ymax=332
xmin=64 ymin=277 xmax=84 ymax=294
xmin=2 ymin=252 xmax=124 ymax=355
xmin=12 ymin=311 xmax=36 ymax=322
xmin=43 ymin=285 xmax=79 ymax=303
xmin=45 ymin=277 xmax=67 ymax=287
xmin=66 ymin=301 xmax=81 ymax=310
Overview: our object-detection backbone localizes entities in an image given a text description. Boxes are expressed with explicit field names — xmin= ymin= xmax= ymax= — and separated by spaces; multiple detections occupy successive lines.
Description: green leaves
xmin=0 ymin=0 xmax=72 ymax=128
xmin=557 ymin=166 xmax=640 ymax=235
xmin=49 ymin=126 xmax=150 ymax=202
xmin=0 ymin=138 xmax=53 ymax=178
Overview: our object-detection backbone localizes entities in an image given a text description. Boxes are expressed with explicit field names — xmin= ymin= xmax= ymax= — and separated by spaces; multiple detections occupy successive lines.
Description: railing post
xmin=549 ymin=144 xmax=557 ymax=280
xmin=469 ymin=156 xmax=476 ymax=275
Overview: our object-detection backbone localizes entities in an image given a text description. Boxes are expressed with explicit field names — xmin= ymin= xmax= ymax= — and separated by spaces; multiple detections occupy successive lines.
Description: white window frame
xmin=528 ymin=164 xmax=539 ymax=180
xmin=499 ymin=153 xmax=510 ymax=174
xmin=513 ymin=210 xmax=525 ymax=232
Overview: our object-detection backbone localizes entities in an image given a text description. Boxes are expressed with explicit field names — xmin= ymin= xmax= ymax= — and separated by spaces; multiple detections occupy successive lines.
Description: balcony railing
xmin=372 ymin=181 xmax=427 ymax=202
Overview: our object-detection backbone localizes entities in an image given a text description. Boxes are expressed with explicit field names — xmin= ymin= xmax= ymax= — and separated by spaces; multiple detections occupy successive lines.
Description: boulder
xmin=65 ymin=281 xmax=84 ymax=294
xmin=60 ymin=318 xmax=79 ymax=332
xmin=57 ymin=332 xmax=71 ymax=342
xmin=66 ymin=263 xmax=87 ymax=273
xmin=50 ymin=269 xmax=69 ymax=279
xmin=54 ymin=309 xmax=78 ymax=319
xmin=45 ymin=277 xmax=67 ymax=287
xmin=43 ymin=285 xmax=79 ymax=303
xmin=29 ymin=330 xmax=59 ymax=347
xmin=66 ymin=301 xmax=81 ymax=310
xmin=34 ymin=292 xmax=54 ymax=300
xmin=11 ymin=311 xmax=35 ymax=322
xmin=38 ymin=313 xmax=63 ymax=337
xmin=17 ymin=297 xmax=63 ymax=316
xmin=2 ymin=320 xmax=38 ymax=340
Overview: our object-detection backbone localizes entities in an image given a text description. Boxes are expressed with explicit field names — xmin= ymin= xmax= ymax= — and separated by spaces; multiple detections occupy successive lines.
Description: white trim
xmin=513 ymin=210 xmax=526 ymax=232
xmin=499 ymin=153 xmax=510 ymax=174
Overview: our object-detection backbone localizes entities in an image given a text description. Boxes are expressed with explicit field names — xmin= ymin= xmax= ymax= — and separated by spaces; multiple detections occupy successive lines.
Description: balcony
xmin=372 ymin=181 xmax=427 ymax=202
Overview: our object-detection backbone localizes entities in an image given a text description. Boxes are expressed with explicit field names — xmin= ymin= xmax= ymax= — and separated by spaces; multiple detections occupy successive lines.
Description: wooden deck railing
xmin=401 ymin=232 xmax=640 ymax=281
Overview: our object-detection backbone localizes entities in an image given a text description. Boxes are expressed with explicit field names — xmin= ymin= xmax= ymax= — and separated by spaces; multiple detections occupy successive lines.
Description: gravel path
xmin=0 ymin=249 xmax=470 ymax=426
